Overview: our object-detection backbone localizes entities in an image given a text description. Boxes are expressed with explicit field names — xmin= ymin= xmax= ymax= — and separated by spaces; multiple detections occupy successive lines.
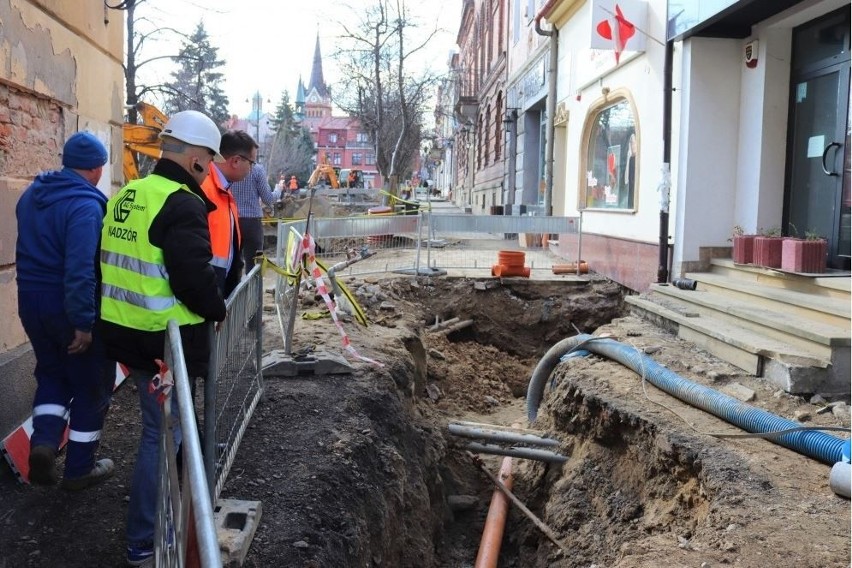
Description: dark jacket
xmin=100 ymin=159 xmax=226 ymax=377
xmin=15 ymin=168 xmax=107 ymax=332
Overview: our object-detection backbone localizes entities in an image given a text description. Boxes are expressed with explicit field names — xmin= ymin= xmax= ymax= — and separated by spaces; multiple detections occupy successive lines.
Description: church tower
xmin=294 ymin=76 xmax=306 ymax=122
xmin=305 ymin=35 xmax=332 ymax=119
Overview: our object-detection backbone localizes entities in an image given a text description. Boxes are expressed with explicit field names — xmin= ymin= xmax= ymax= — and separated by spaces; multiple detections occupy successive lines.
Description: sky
xmin=135 ymin=0 xmax=462 ymax=119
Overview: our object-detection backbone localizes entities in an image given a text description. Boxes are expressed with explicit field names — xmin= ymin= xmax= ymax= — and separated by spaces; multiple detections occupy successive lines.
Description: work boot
xmin=60 ymin=458 xmax=115 ymax=491
xmin=28 ymin=445 xmax=59 ymax=486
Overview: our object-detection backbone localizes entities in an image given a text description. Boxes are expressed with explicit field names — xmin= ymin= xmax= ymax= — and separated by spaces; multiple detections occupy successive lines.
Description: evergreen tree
xmin=163 ymin=22 xmax=229 ymax=127
xmin=269 ymin=91 xmax=296 ymax=132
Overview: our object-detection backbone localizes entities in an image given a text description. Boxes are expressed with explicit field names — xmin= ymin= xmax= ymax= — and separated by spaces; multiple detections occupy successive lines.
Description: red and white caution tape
xmin=294 ymin=232 xmax=383 ymax=367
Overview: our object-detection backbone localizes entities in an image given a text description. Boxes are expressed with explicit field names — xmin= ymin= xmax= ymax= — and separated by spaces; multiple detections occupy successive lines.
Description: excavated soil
xmin=0 ymin=274 xmax=849 ymax=568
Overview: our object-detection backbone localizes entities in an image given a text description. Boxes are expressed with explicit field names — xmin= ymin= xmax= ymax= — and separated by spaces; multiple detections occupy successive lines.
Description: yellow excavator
xmin=122 ymin=102 xmax=168 ymax=182
xmin=306 ymin=153 xmax=340 ymax=189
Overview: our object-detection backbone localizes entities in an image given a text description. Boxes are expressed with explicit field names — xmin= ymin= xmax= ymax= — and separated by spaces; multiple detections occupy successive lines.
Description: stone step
xmin=625 ymin=296 xmax=835 ymax=393
xmin=709 ymin=259 xmax=851 ymax=299
xmin=651 ymin=284 xmax=850 ymax=357
xmin=686 ymin=271 xmax=850 ymax=328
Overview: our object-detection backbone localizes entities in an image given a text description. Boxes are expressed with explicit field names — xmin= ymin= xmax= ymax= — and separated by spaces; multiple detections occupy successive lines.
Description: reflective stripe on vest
xmin=100 ymin=175 xmax=205 ymax=331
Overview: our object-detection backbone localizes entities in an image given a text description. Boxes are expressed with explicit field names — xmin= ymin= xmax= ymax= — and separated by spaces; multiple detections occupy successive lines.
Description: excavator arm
xmin=123 ymin=102 xmax=168 ymax=182
xmin=306 ymin=154 xmax=340 ymax=189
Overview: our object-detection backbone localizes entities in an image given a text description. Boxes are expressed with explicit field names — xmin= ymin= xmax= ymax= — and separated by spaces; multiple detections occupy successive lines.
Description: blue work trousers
xmin=126 ymin=366 xmax=182 ymax=549
xmin=18 ymin=290 xmax=112 ymax=479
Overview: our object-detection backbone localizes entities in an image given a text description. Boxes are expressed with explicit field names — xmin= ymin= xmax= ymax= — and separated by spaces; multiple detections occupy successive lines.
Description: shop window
xmin=581 ymin=98 xmax=637 ymax=210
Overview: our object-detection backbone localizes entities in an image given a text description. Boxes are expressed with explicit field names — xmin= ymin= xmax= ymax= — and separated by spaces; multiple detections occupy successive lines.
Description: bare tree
xmin=116 ymin=0 xmax=226 ymax=124
xmin=333 ymin=0 xmax=441 ymax=189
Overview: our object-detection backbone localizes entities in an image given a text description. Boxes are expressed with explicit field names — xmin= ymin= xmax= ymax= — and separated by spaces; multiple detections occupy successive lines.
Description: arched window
xmin=580 ymin=95 xmax=638 ymax=210
xmin=494 ymin=93 xmax=503 ymax=160
xmin=476 ymin=116 xmax=483 ymax=169
xmin=484 ymin=104 xmax=491 ymax=166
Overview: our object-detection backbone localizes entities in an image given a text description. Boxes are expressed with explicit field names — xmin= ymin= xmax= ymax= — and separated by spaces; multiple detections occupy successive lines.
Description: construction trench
xmin=0 ymin=274 xmax=848 ymax=566
xmin=220 ymin=275 xmax=849 ymax=567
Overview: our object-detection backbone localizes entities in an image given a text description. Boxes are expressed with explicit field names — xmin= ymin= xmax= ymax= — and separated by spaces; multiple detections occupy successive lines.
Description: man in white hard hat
xmin=99 ymin=110 xmax=227 ymax=567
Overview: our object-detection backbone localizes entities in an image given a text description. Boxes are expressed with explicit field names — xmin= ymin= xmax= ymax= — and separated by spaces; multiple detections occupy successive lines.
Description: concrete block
xmin=721 ymin=382 xmax=756 ymax=402
xmin=261 ymin=349 xmax=353 ymax=377
xmin=215 ymin=498 xmax=262 ymax=567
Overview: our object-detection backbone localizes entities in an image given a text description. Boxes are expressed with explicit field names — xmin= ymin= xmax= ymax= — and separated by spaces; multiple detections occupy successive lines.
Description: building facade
xmin=0 ymin=0 xmax=125 ymax=436
xmin=538 ymin=0 xmax=849 ymax=291
xmin=449 ymin=0 xmax=849 ymax=291
xmin=452 ymin=0 xmax=509 ymax=213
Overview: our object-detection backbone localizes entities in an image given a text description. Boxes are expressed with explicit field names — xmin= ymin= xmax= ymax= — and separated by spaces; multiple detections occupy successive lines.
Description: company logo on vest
xmin=113 ymin=189 xmax=146 ymax=222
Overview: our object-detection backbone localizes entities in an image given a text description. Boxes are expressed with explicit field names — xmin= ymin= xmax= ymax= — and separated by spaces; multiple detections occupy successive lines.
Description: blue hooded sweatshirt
xmin=15 ymin=168 xmax=108 ymax=332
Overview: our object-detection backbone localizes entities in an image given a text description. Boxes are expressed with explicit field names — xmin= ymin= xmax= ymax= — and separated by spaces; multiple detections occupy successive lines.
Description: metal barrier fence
xmin=273 ymin=211 xmax=581 ymax=350
xmin=158 ymin=320 xmax=222 ymax=567
xmin=205 ymin=264 xmax=265 ymax=501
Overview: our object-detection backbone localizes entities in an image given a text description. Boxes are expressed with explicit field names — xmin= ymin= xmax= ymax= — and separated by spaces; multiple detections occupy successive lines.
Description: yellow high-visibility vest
xmin=100 ymin=175 xmax=204 ymax=331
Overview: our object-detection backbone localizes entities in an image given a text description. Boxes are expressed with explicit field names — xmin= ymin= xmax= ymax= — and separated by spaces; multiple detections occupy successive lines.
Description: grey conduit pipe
xmin=466 ymin=442 xmax=568 ymax=463
xmin=526 ymin=335 xmax=848 ymax=466
xmin=448 ymin=423 xmax=560 ymax=447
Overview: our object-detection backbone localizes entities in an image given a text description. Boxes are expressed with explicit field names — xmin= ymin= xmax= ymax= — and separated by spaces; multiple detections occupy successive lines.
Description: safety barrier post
xmin=160 ymin=320 xmax=222 ymax=567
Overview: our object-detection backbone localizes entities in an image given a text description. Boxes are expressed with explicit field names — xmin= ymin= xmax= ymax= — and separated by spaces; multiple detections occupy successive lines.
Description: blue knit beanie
xmin=62 ymin=131 xmax=108 ymax=170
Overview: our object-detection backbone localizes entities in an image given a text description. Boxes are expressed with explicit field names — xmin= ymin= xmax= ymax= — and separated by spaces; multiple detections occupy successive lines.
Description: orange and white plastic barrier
xmin=1 ymin=362 xmax=130 ymax=484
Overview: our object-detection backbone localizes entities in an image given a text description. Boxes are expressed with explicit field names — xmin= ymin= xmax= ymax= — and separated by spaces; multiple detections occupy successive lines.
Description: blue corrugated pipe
xmin=526 ymin=334 xmax=847 ymax=466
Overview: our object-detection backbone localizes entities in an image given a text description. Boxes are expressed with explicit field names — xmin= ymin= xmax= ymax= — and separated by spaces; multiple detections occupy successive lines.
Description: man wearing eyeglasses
xmin=229 ymin=154 xmax=281 ymax=274
xmin=200 ymin=130 xmax=258 ymax=296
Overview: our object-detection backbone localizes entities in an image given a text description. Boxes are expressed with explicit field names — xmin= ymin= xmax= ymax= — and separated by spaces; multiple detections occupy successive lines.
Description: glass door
xmin=784 ymin=9 xmax=851 ymax=270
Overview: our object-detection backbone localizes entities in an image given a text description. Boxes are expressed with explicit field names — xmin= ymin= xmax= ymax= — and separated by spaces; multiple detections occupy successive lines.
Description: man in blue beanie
xmin=15 ymin=131 xmax=115 ymax=490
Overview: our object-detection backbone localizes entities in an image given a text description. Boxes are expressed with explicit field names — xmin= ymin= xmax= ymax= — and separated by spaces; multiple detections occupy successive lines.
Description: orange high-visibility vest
xmin=201 ymin=165 xmax=241 ymax=271
xmin=289 ymin=176 xmax=298 ymax=190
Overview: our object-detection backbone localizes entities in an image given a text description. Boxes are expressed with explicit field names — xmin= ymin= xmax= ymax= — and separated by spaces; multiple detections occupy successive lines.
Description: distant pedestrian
xmin=15 ymin=131 xmax=114 ymax=490
xmin=289 ymin=175 xmax=298 ymax=194
xmin=231 ymin=162 xmax=281 ymax=273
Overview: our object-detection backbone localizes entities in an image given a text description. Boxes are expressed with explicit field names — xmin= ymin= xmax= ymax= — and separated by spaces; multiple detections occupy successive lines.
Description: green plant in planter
xmin=754 ymin=227 xmax=783 ymax=267
xmin=730 ymin=225 xmax=757 ymax=264
xmin=804 ymin=229 xmax=825 ymax=241
xmin=728 ymin=225 xmax=745 ymax=242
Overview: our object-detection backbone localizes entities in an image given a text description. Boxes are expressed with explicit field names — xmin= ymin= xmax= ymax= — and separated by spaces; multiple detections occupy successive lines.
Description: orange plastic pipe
xmin=474 ymin=456 xmax=513 ymax=568
xmin=492 ymin=264 xmax=531 ymax=278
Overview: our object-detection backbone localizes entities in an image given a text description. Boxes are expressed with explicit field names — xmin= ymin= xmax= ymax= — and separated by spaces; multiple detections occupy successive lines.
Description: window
xmin=333 ymin=152 xmax=341 ymax=165
xmin=328 ymin=133 xmax=338 ymax=144
xmin=352 ymin=153 xmax=363 ymax=165
xmin=356 ymin=132 xmax=369 ymax=143
xmin=366 ymin=153 xmax=375 ymax=165
xmin=581 ymin=98 xmax=637 ymax=210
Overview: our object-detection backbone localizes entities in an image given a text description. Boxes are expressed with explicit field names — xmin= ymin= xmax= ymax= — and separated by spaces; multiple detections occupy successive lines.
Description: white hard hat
xmin=159 ymin=110 xmax=222 ymax=157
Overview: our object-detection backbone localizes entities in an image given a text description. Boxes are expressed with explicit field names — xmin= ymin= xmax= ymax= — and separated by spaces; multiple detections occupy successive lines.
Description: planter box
xmin=731 ymin=235 xmax=756 ymax=264
xmin=781 ymin=238 xmax=827 ymax=273
xmin=753 ymin=236 xmax=783 ymax=268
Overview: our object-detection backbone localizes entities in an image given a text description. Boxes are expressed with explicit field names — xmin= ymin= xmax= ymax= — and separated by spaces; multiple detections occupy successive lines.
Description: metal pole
xmin=466 ymin=442 xmax=567 ymax=463
xmin=168 ymin=322 xmax=222 ymax=567
xmin=448 ymin=423 xmax=560 ymax=447
xmin=204 ymin=323 xmax=218 ymax=502
xmin=658 ymin=40 xmax=674 ymax=283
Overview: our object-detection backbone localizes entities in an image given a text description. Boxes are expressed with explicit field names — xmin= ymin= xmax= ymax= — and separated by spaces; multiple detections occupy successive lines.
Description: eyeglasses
xmin=236 ymin=155 xmax=256 ymax=166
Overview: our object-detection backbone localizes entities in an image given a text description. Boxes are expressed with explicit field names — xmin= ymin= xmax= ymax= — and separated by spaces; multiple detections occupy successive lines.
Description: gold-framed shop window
xmin=579 ymin=93 xmax=639 ymax=211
